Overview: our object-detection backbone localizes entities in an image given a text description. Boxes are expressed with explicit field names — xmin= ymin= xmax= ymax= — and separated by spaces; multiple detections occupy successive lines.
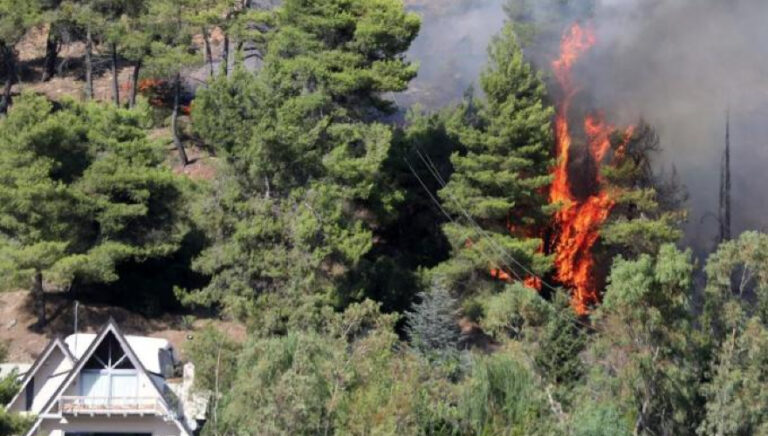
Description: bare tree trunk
xmin=0 ymin=43 xmax=15 ymax=114
xmin=222 ymin=33 xmax=229 ymax=77
xmin=85 ymin=26 xmax=94 ymax=100
xmin=42 ymin=27 xmax=60 ymax=81
xmin=111 ymin=43 xmax=120 ymax=106
xmin=129 ymin=59 xmax=141 ymax=108
xmin=32 ymin=270 xmax=45 ymax=327
xmin=203 ymin=28 xmax=214 ymax=77
xmin=172 ymin=73 xmax=189 ymax=166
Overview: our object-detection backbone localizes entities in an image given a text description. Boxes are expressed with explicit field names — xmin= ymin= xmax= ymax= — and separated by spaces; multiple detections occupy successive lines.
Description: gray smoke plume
xmin=584 ymin=0 xmax=768 ymax=255
xmin=403 ymin=0 xmax=768 ymax=256
xmin=399 ymin=0 xmax=506 ymax=108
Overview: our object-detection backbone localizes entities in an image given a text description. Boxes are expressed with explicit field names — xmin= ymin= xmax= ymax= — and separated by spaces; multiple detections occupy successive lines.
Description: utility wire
xmin=402 ymin=156 xmax=520 ymax=281
xmin=414 ymin=146 xmax=561 ymax=291
xmin=403 ymin=147 xmax=599 ymax=333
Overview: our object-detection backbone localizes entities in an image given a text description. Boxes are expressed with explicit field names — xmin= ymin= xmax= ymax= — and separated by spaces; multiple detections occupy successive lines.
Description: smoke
xmin=403 ymin=0 xmax=768 ymax=256
xmin=399 ymin=0 xmax=506 ymax=108
xmin=582 ymin=0 xmax=768 ymax=255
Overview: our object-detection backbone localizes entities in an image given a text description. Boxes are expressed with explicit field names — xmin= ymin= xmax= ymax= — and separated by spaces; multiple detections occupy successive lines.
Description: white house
xmin=5 ymin=319 xmax=206 ymax=436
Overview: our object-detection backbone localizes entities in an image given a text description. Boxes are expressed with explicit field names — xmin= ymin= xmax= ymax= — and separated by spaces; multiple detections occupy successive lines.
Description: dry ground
xmin=0 ymin=290 xmax=245 ymax=364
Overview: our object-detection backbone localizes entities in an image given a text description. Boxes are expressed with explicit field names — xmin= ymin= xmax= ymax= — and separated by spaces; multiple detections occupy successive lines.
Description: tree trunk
xmin=85 ymin=26 xmax=94 ymax=100
xmin=111 ymin=43 xmax=120 ymax=106
xmin=32 ymin=270 xmax=45 ymax=327
xmin=222 ymin=33 xmax=230 ymax=77
xmin=172 ymin=74 xmax=189 ymax=166
xmin=0 ymin=43 xmax=15 ymax=114
xmin=129 ymin=59 xmax=141 ymax=108
xmin=42 ymin=27 xmax=60 ymax=81
xmin=203 ymin=28 xmax=214 ymax=77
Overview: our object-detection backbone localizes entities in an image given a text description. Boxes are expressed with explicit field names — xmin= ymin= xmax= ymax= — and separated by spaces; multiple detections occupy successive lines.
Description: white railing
xmin=58 ymin=396 xmax=165 ymax=415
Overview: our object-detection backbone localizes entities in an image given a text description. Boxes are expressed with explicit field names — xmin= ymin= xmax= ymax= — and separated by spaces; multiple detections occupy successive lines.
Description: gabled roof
xmin=64 ymin=333 xmax=176 ymax=375
xmin=26 ymin=318 xmax=191 ymax=436
xmin=5 ymin=336 xmax=75 ymax=410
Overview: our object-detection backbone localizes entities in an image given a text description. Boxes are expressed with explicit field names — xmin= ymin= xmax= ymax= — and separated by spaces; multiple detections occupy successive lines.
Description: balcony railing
xmin=58 ymin=396 xmax=165 ymax=415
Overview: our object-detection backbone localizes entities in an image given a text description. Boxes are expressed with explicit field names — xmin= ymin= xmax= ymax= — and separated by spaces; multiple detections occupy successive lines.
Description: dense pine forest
xmin=0 ymin=0 xmax=766 ymax=435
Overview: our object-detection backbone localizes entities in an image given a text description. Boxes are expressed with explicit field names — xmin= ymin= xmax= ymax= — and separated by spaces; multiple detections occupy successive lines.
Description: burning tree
xmin=432 ymin=23 xmax=555 ymax=295
xmin=547 ymin=24 xmax=684 ymax=314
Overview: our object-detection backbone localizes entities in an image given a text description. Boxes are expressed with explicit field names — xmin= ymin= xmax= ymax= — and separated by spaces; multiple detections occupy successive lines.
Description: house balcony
xmin=58 ymin=396 xmax=166 ymax=416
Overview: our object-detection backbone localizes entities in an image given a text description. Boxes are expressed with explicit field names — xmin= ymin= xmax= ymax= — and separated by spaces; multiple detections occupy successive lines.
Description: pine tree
xmin=433 ymin=23 xmax=554 ymax=292
xmin=185 ymin=0 xmax=420 ymax=329
xmin=0 ymin=0 xmax=41 ymax=112
xmin=0 ymin=94 xmax=187 ymax=326
xmin=405 ymin=279 xmax=460 ymax=355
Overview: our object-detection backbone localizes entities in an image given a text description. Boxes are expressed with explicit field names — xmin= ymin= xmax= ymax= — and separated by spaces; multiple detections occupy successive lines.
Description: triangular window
xmin=83 ymin=332 xmax=134 ymax=370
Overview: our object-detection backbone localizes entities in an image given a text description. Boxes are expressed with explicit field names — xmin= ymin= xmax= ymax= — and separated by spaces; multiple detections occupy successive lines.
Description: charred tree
xmin=203 ymin=28 xmax=214 ymax=77
xmin=0 ymin=43 xmax=15 ymax=114
xmin=129 ymin=59 xmax=142 ymax=108
xmin=85 ymin=26 xmax=94 ymax=100
xmin=32 ymin=270 xmax=45 ymax=327
xmin=111 ymin=43 xmax=120 ymax=106
xmin=42 ymin=27 xmax=61 ymax=82
xmin=171 ymin=73 xmax=189 ymax=166
xmin=718 ymin=109 xmax=732 ymax=242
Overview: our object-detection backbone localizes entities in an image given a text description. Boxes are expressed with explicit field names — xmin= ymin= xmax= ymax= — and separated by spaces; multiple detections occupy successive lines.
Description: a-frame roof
xmin=26 ymin=318 xmax=191 ymax=436
xmin=5 ymin=336 xmax=75 ymax=410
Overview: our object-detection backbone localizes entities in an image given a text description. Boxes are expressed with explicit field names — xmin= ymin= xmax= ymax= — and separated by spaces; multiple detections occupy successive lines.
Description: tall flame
xmin=550 ymin=24 xmax=618 ymax=315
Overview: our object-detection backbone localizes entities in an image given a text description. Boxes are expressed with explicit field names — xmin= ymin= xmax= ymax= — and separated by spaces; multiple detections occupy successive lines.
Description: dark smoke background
xmin=401 ymin=0 xmax=768 ymax=258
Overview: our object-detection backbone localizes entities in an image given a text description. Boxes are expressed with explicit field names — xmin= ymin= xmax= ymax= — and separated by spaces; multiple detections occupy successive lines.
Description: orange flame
xmin=549 ymin=23 xmax=617 ymax=315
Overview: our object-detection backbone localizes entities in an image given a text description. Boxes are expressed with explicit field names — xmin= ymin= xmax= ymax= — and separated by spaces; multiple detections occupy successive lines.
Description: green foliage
xmin=704 ymin=231 xmax=768 ymax=335
xmin=481 ymin=283 xmax=550 ymax=340
xmin=583 ymin=244 xmax=700 ymax=435
xmin=183 ymin=324 xmax=241 ymax=393
xmin=433 ymin=23 xmax=554 ymax=293
xmin=532 ymin=292 xmax=586 ymax=389
xmin=185 ymin=0 xmax=420 ymax=325
xmin=0 ymin=341 xmax=30 ymax=436
xmin=405 ymin=279 xmax=461 ymax=357
xmin=0 ymin=94 xmax=187 ymax=316
xmin=696 ymin=232 xmax=768 ymax=435
xmin=0 ymin=408 xmax=33 ymax=436
xmin=459 ymin=351 xmax=556 ymax=435
xmin=698 ymin=318 xmax=768 ymax=436
xmin=0 ymin=0 xmax=41 ymax=45
xmin=601 ymin=123 xmax=686 ymax=259
xmin=0 ymin=341 xmax=18 ymax=405
xmin=205 ymin=300 xmax=441 ymax=435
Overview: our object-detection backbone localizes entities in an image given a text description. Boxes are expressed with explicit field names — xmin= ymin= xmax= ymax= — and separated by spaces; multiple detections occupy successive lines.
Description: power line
xmin=403 ymin=147 xmax=599 ymax=333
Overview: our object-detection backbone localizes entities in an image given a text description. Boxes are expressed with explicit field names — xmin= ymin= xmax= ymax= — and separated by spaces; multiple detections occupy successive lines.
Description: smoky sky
xmin=402 ymin=0 xmax=768 ymax=257
xmin=399 ymin=0 xmax=506 ymax=108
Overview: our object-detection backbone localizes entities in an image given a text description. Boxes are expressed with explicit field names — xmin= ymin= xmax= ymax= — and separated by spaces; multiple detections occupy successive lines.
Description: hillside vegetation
xmin=0 ymin=0 xmax=766 ymax=435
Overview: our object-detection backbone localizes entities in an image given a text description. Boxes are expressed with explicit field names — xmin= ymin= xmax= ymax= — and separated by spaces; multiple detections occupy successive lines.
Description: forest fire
xmin=549 ymin=23 xmax=629 ymax=314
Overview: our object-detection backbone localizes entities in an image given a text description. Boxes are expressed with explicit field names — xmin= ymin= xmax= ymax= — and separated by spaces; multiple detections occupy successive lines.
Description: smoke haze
xmin=403 ymin=0 xmax=768 ymax=256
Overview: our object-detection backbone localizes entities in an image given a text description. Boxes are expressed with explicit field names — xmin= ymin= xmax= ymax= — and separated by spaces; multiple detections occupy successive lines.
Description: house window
xmin=79 ymin=332 xmax=138 ymax=403
xmin=24 ymin=378 xmax=34 ymax=411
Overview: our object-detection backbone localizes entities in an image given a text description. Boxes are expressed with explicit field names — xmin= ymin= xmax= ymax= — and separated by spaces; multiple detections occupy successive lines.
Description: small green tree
xmin=405 ymin=278 xmax=461 ymax=356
